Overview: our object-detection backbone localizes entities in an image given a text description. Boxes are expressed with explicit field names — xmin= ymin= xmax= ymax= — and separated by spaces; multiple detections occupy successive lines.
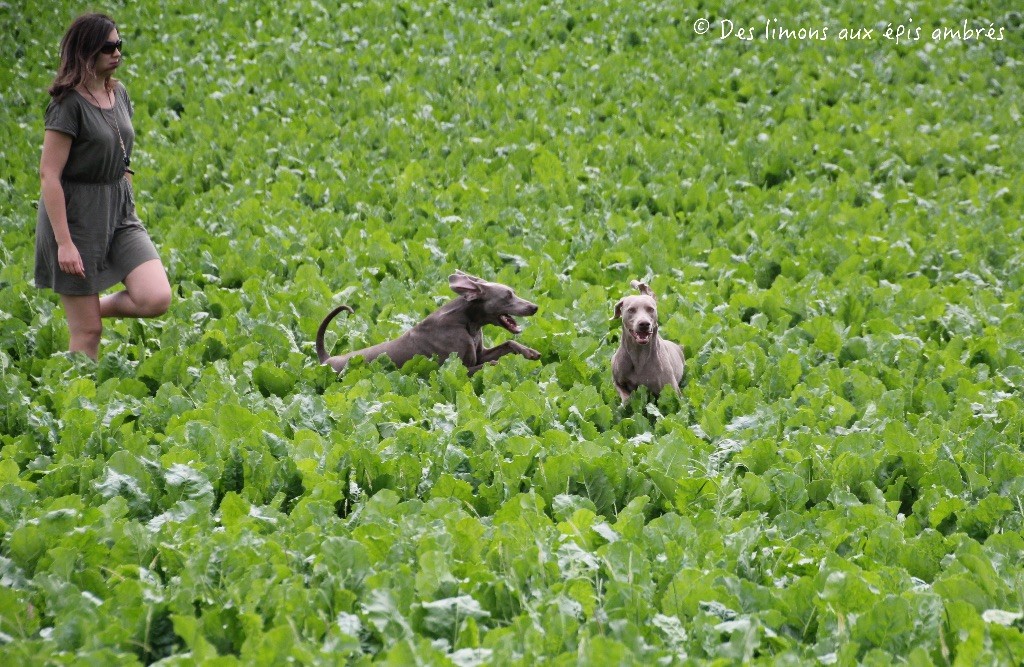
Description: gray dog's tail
xmin=315 ymin=305 xmax=354 ymax=363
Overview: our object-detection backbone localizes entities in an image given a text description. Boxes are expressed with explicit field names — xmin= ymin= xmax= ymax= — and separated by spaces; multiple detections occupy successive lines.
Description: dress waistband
xmin=62 ymin=175 xmax=129 ymax=187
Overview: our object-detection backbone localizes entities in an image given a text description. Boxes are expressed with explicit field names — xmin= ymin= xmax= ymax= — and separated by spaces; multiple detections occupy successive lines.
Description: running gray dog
xmin=611 ymin=280 xmax=685 ymax=401
xmin=316 ymin=271 xmax=540 ymax=374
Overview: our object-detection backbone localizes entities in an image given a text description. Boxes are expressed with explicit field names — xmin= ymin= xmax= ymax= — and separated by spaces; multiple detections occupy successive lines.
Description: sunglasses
xmin=98 ymin=40 xmax=123 ymax=55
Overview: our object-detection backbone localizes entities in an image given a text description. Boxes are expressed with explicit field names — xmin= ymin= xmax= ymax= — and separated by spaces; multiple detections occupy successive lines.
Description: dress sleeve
xmin=44 ymin=96 xmax=79 ymax=138
xmin=120 ymin=83 xmax=134 ymax=118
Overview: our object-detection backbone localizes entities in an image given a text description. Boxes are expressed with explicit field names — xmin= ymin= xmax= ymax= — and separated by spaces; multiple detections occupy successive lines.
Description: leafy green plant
xmin=2 ymin=0 xmax=1023 ymax=663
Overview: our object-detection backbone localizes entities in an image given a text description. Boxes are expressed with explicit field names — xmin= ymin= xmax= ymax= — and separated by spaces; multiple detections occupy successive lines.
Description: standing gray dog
xmin=611 ymin=280 xmax=685 ymax=401
xmin=316 ymin=271 xmax=540 ymax=374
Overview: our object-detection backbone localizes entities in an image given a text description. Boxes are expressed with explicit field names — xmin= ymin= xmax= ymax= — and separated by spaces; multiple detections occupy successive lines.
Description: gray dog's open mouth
xmin=629 ymin=328 xmax=653 ymax=345
xmin=499 ymin=314 xmax=522 ymax=334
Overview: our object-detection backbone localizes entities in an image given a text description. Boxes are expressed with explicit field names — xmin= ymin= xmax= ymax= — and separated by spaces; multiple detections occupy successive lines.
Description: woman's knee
xmin=123 ymin=260 xmax=171 ymax=317
xmin=137 ymin=286 xmax=171 ymax=317
xmin=61 ymin=295 xmax=103 ymax=348
xmin=69 ymin=319 xmax=103 ymax=346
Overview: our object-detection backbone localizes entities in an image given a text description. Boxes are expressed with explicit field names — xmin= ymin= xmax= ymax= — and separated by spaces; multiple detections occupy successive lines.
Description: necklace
xmin=84 ymin=85 xmax=133 ymax=174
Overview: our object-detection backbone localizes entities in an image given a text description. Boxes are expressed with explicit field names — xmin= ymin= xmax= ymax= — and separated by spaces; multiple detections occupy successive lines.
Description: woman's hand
xmin=57 ymin=241 xmax=86 ymax=278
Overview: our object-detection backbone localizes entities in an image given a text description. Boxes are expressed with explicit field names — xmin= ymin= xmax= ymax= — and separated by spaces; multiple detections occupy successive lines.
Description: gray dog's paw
xmin=519 ymin=345 xmax=541 ymax=360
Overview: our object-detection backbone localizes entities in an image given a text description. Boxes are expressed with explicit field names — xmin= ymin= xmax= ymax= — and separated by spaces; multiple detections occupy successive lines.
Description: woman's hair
xmin=48 ymin=13 xmax=118 ymax=101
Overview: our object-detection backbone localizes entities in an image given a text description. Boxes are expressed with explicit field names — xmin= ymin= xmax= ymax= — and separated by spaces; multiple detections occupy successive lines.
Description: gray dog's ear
xmin=630 ymin=280 xmax=654 ymax=298
xmin=453 ymin=269 xmax=485 ymax=280
xmin=613 ymin=298 xmax=624 ymax=320
xmin=450 ymin=272 xmax=484 ymax=300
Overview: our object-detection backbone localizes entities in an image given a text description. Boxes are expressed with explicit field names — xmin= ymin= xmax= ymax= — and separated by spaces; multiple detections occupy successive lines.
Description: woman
xmin=36 ymin=13 xmax=171 ymax=360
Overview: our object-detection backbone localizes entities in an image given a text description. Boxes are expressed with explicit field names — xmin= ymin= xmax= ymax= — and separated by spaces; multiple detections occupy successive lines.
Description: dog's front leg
xmin=465 ymin=360 xmax=498 ymax=375
xmin=478 ymin=341 xmax=541 ymax=364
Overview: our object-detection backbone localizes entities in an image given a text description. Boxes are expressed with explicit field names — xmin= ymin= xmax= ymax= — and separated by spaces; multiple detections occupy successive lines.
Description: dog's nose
xmin=636 ymin=321 xmax=652 ymax=332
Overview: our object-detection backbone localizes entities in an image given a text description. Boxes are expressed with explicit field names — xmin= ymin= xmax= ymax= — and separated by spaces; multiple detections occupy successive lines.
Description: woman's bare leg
xmin=60 ymin=294 xmax=103 ymax=359
xmin=99 ymin=259 xmax=171 ymax=318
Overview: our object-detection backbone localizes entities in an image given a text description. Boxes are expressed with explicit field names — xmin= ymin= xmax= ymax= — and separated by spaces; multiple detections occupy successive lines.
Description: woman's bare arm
xmin=39 ymin=129 xmax=85 ymax=278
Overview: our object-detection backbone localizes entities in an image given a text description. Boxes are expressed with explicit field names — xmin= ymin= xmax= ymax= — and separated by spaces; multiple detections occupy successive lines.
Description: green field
xmin=2 ymin=1 xmax=1024 ymax=664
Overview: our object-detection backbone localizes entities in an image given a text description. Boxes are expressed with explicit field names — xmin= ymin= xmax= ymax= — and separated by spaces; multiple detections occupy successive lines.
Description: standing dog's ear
xmin=630 ymin=280 xmax=655 ymax=298
xmin=450 ymin=272 xmax=484 ymax=300
xmin=613 ymin=299 xmax=625 ymax=320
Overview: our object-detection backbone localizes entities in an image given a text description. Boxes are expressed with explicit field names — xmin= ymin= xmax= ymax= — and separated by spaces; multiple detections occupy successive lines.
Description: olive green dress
xmin=35 ymin=82 xmax=160 ymax=296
